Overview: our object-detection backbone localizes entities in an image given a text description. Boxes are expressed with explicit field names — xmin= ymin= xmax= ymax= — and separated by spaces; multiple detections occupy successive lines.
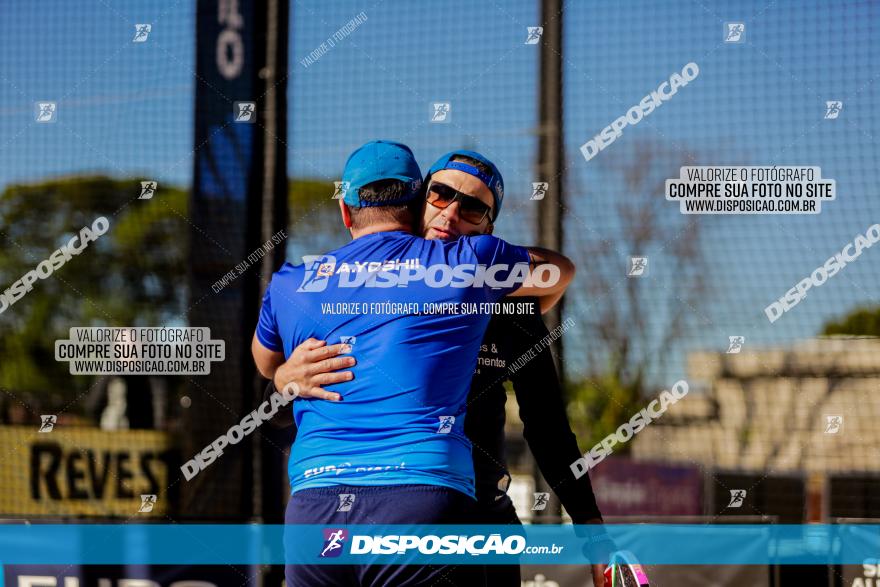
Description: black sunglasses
xmin=426 ymin=181 xmax=493 ymax=224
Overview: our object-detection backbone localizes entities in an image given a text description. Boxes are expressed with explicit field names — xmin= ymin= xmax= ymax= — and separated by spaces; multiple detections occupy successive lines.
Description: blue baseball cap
xmin=341 ymin=140 xmax=423 ymax=207
xmin=425 ymin=150 xmax=505 ymax=221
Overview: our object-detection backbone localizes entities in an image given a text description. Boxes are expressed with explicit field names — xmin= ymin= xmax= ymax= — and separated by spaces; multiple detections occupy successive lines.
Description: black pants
xmin=473 ymin=492 xmax=523 ymax=587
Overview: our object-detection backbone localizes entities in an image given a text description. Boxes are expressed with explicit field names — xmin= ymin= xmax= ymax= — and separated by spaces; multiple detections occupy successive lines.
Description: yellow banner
xmin=0 ymin=426 xmax=177 ymax=517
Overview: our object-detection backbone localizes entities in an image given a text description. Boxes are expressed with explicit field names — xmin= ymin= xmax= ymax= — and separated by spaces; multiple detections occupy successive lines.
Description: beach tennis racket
xmin=604 ymin=550 xmax=650 ymax=587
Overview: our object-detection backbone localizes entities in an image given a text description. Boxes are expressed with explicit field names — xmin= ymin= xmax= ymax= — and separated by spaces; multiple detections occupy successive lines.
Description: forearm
xmin=538 ymin=289 xmax=565 ymax=314
xmin=251 ymin=334 xmax=284 ymax=379
xmin=261 ymin=379 xmax=295 ymax=429
xmin=509 ymin=316 xmax=602 ymax=522
xmin=510 ymin=246 xmax=575 ymax=301
xmin=524 ymin=412 xmax=603 ymax=522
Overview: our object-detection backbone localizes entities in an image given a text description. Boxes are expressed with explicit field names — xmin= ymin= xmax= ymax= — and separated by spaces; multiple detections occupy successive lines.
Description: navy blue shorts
xmin=284 ymin=484 xmax=486 ymax=587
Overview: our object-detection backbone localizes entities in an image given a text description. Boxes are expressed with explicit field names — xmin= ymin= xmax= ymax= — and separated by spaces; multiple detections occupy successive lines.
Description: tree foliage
xmin=0 ymin=175 xmax=336 ymax=398
xmin=822 ymin=307 xmax=880 ymax=336
xmin=563 ymin=140 xmax=707 ymax=453
xmin=0 ymin=175 xmax=189 ymax=394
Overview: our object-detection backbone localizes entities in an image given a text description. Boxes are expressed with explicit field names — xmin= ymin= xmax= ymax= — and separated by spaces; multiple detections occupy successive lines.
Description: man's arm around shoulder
xmin=466 ymin=235 xmax=575 ymax=310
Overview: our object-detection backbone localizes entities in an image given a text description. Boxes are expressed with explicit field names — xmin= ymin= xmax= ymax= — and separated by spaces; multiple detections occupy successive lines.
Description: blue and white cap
xmin=341 ymin=140 xmax=423 ymax=207
xmin=425 ymin=150 xmax=505 ymax=220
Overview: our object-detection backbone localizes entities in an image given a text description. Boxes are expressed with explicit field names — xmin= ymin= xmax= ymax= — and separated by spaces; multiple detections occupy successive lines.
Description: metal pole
xmin=537 ymin=0 xmax=564 ymax=358
xmin=256 ymin=1 xmax=289 ymax=584
xmin=259 ymin=0 xmax=289 ymax=290
xmin=534 ymin=0 xmax=565 ymax=521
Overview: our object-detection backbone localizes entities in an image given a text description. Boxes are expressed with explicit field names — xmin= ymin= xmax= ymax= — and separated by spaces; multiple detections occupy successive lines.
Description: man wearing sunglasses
xmin=252 ymin=141 xmax=575 ymax=587
xmin=268 ymin=149 xmax=606 ymax=586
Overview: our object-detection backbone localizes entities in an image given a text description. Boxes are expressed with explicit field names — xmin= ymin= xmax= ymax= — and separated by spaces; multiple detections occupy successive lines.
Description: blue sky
xmin=2 ymin=0 xmax=878 ymax=382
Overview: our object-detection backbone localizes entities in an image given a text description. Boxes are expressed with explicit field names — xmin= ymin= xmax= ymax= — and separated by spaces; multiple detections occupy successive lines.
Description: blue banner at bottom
xmin=2 ymin=564 xmax=256 ymax=587
xmin=0 ymin=524 xmax=877 ymax=565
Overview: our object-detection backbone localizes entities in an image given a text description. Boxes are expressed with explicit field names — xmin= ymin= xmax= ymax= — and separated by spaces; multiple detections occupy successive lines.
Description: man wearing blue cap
xmin=420 ymin=150 xmax=608 ymax=586
xmin=268 ymin=148 xmax=607 ymax=586
xmin=252 ymin=140 xmax=575 ymax=586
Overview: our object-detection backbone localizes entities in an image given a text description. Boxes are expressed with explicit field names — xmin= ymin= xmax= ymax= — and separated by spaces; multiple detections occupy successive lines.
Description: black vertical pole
xmin=256 ymin=0 xmax=290 ymax=538
xmin=186 ymin=0 xmax=266 ymax=520
xmin=257 ymin=1 xmax=289 ymax=584
xmin=537 ymin=0 xmax=565 ymax=340
xmin=534 ymin=0 xmax=565 ymax=521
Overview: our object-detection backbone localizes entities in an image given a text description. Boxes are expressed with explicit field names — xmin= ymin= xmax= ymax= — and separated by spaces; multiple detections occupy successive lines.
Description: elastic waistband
xmin=293 ymin=484 xmax=468 ymax=497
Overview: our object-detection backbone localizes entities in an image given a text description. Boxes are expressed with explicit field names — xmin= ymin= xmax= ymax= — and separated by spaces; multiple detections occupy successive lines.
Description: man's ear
xmin=484 ymin=222 xmax=494 ymax=236
xmin=339 ymin=200 xmax=353 ymax=229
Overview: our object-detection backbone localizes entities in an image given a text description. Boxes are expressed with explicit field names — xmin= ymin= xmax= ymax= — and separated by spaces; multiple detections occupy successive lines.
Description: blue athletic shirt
xmin=256 ymin=230 xmax=530 ymax=497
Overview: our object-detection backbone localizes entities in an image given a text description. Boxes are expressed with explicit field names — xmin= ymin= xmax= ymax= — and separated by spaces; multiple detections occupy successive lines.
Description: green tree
xmin=285 ymin=178 xmax=349 ymax=256
xmin=0 ymin=175 xmax=337 ymax=399
xmin=0 ymin=175 xmax=188 ymax=394
xmin=822 ymin=307 xmax=880 ymax=336
xmin=563 ymin=140 xmax=707 ymax=454
xmin=566 ymin=373 xmax=645 ymax=451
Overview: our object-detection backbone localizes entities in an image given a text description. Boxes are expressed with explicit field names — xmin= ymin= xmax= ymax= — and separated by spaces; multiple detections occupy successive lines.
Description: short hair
xmin=347 ymin=178 xmax=415 ymax=230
